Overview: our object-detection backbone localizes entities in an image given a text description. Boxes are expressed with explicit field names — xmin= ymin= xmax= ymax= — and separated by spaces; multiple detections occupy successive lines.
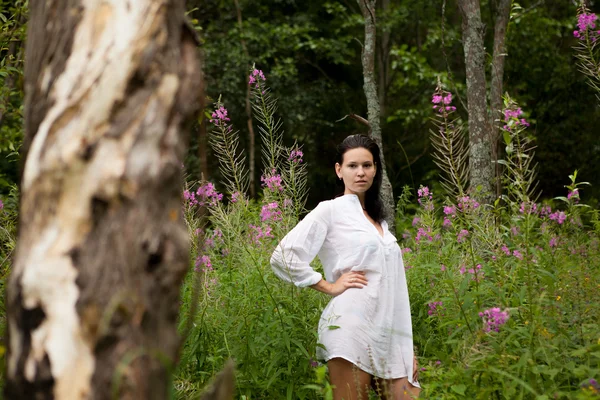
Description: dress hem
xmin=321 ymin=354 xmax=421 ymax=388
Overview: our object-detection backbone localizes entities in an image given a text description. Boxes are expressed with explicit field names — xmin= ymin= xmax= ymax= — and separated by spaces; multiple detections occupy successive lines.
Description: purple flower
xmin=513 ymin=250 xmax=524 ymax=260
xmin=457 ymin=196 xmax=480 ymax=212
xmin=210 ymin=106 xmax=231 ymax=126
xmin=194 ymin=255 xmax=213 ymax=272
xmin=519 ymin=201 xmax=538 ymax=215
xmin=440 ymin=264 xmax=446 ymax=271
xmin=503 ymin=105 xmax=531 ymax=129
xmin=442 ymin=217 xmax=452 ymax=228
xmin=184 ymin=182 xmax=223 ymax=207
xmin=427 ymin=301 xmax=444 ymax=316
xmin=283 ymin=198 xmax=293 ymax=208
xmin=417 ymin=186 xmax=432 ymax=199
xmin=539 ymin=205 xmax=552 ymax=216
xmin=568 ymin=189 xmax=580 ymax=203
xmin=0 ymin=199 xmax=3 ymax=210
xmin=412 ymin=217 xmax=421 ymax=226
xmin=231 ymin=191 xmax=242 ymax=203
xmin=549 ymin=236 xmax=559 ymax=248
xmin=479 ymin=307 xmax=509 ymax=332
xmin=501 ymin=245 xmax=511 ymax=256
xmin=249 ymin=68 xmax=266 ymax=86
xmin=260 ymin=202 xmax=282 ymax=222
xmin=432 ymin=89 xmax=457 ymax=115
xmin=549 ymin=211 xmax=567 ymax=224
xmin=249 ymin=224 xmax=274 ymax=244
xmin=261 ymin=170 xmax=284 ymax=192
xmin=415 ymin=227 xmax=434 ymax=243
xmin=457 ymin=229 xmax=469 ymax=243
xmin=196 ymin=182 xmax=223 ymax=206
xmin=402 ymin=247 xmax=412 ymax=254
xmin=443 ymin=205 xmax=456 ymax=216
xmin=574 ymin=12 xmax=599 ymax=39
xmin=289 ymin=149 xmax=303 ymax=163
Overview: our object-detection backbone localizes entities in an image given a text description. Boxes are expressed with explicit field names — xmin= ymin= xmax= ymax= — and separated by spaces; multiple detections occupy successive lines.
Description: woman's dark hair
xmin=336 ymin=134 xmax=385 ymax=222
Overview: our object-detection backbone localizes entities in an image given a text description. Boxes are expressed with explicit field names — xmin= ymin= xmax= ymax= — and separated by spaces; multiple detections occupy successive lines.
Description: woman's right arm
xmin=270 ymin=203 xmax=368 ymax=295
xmin=310 ymin=272 xmax=368 ymax=297
xmin=270 ymin=216 xmax=326 ymax=288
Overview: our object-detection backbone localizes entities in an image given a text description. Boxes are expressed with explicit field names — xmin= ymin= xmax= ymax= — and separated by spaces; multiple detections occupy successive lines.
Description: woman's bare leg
xmin=373 ymin=377 xmax=421 ymax=400
xmin=328 ymin=358 xmax=372 ymax=400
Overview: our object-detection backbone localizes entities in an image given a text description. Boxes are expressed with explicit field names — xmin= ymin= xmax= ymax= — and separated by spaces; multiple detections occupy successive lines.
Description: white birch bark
xmin=6 ymin=1 xmax=201 ymax=398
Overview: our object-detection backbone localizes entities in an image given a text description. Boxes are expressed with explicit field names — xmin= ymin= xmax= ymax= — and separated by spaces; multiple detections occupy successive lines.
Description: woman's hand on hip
xmin=327 ymin=271 xmax=368 ymax=297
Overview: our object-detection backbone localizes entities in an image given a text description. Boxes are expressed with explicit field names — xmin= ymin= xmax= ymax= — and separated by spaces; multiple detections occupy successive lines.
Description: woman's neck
xmin=344 ymin=189 xmax=366 ymax=209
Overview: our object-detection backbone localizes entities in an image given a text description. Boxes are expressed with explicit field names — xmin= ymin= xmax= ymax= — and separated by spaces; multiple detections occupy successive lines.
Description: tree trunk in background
xmin=458 ymin=0 xmax=494 ymax=204
xmin=6 ymin=1 xmax=201 ymax=399
xmin=357 ymin=0 xmax=395 ymax=230
xmin=234 ymin=0 xmax=257 ymax=198
xmin=490 ymin=0 xmax=511 ymax=198
xmin=377 ymin=0 xmax=391 ymax=117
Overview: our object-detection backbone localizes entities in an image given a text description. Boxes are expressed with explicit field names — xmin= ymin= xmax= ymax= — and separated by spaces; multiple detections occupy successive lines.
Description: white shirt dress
xmin=270 ymin=194 xmax=419 ymax=386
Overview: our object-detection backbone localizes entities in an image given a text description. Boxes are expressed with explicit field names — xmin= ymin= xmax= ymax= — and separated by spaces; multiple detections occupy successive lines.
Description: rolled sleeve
xmin=270 ymin=216 xmax=327 ymax=288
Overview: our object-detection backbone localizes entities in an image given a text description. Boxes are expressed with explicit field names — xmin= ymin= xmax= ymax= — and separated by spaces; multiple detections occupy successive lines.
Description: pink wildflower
xmin=443 ymin=205 xmax=456 ymax=216
xmin=289 ymin=149 xmax=303 ymax=163
xmin=574 ymin=12 xmax=599 ymax=39
xmin=249 ymin=224 xmax=274 ymax=245
xmin=457 ymin=229 xmax=469 ymax=243
xmin=457 ymin=196 xmax=480 ymax=212
xmin=260 ymin=202 xmax=282 ymax=222
xmin=194 ymin=255 xmax=213 ymax=272
xmin=513 ymin=250 xmax=523 ymax=260
xmin=427 ymin=301 xmax=444 ymax=316
xmin=261 ymin=170 xmax=284 ymax=192
xmin=479 ymin=308 xmax=509 ymax=332
xmin=248 ymin=68 xmax=266 ymax=86
xmin=549 ymin=211 xmax=567 ymax=224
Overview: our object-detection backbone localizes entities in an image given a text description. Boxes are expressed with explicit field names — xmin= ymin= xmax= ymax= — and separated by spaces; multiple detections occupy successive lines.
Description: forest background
xmin=1 ymin=0 xmax=600 ymax=205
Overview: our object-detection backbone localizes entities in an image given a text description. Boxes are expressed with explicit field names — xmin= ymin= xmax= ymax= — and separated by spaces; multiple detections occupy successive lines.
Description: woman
xmin=270 ymin=135 xmax=420 ymax=399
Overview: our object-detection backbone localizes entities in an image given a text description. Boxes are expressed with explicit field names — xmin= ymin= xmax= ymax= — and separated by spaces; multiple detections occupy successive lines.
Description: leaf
xmin=503 ymin=130 xmax=512 ymax=145
xmin=451 ymin=384 xmax=466 ymax=395
xmin=327 ymin=325 xmax=340 ymax=330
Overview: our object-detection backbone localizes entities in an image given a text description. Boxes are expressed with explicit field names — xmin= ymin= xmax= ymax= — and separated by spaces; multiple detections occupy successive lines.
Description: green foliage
xmin=0 ymin=185 xmax=19 ymax=391
xmin=0 ymin=0 xmax=27 ymax=193
xmin=498 ymin=95 xmax=539 ymax=204
xmin=573 ymin=4 xmax=600 ymax=106
xmin=429 ymin=84 xmax=469 ymax=198
xmin=401 ymin=175 xmax=600 ymax=398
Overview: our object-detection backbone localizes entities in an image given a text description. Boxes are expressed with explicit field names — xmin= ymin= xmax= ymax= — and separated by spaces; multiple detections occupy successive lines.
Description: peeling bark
xmin=490 ymin=0 xmax=511 ymax=197
xmin=6 ymin=1 xmax=202 ymax=399
xmin=357 ymin=0 xmax=395 ymax=230
xmin=458 ymin=0 xmax=494 ymax=204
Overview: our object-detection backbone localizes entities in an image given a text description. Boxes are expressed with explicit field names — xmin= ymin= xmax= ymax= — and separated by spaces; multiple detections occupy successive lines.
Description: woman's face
xmin=335 ymin=147 xmax=377 ymax=195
